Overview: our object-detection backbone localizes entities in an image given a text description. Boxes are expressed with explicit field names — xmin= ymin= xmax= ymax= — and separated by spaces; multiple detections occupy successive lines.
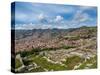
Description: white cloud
xmin=37 ymin=14 xmax=64 ymax=24
xmin=15 ymin=23 xmax=53 ymax=29
xmin=15 ymin=23 xmax=69 ymax=29
xmin=38 ymin=13 xmax=46 ymax=20
xmin=79 ymin=13 xmax=90 ymax=22
xmin=54 ymin=15 xmax=63 ymax=22
xmin=71 ymin=9 xmax=92 ymax=24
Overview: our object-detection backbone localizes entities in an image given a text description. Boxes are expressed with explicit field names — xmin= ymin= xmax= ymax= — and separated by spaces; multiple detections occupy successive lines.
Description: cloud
xmin=54 ymin=15 xmax=63 ymax=22
xmin=38 ymin=13 xmax=46 ymax=20
xmin=15 ymin=23 xmax=70 ymax=29
xmin=15 ymin=2 xmax=75 ymax=24
xmin=37 ymin=13 xmax=49 ymax=24
xmin=68 ymin=7 xmax=96 ymax=27
xmin=15 ymin=23 xmax=35 ymax=30
xmin=72 ymin=10 xmax=90 ymax=22
xmin=37 ymin=14 xmax=64 ymax=24
xmin=15 ymin=23 xmax=53 ymax=29
xmin=14 ymin=2 xmax=97 ymax=29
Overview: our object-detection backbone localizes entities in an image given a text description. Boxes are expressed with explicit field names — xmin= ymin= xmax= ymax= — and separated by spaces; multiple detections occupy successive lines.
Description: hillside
xmin=12 ymin=26 xmax=97 ymax=72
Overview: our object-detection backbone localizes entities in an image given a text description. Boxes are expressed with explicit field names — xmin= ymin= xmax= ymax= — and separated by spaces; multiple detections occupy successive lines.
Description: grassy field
xmin=62 ymin=56 xmax=85 ymax=70
xmin=24 ymin=55 xmax=67 ymax=71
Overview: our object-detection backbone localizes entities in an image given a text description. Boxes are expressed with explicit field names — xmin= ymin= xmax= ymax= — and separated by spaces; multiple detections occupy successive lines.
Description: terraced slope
xmin=12 ymin=26 xmax=97 ymax=73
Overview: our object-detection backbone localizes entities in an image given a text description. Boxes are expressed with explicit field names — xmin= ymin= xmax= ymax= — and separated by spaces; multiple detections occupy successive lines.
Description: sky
xmin=12 ymin=2 xmax=97 ymax=29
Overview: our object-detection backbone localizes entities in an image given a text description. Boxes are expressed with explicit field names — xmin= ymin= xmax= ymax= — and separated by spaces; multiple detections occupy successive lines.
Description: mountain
xmin=14 ymin=26 xmax=97 ymax=52
xmin=12 ymin=26 xmax=97 ymax=72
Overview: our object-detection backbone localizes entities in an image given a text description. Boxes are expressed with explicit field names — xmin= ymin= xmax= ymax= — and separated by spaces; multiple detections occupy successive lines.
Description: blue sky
xmin=12 ymin=2 xmax=97 ymax=29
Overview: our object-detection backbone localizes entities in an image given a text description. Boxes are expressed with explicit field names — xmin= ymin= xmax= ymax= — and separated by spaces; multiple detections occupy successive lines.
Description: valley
xmin=12 ymin=26 xmax=97 ymax=73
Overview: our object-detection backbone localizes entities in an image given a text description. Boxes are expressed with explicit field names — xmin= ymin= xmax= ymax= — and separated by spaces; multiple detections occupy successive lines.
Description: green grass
xmin=20 ymin=49 xmax=40 ymax=57
xmin=15 ymin=58 xmax=22 ymax=69
xmin=27 ymin=55 xmax=67 ymax=71
xmin=29 ymin=67 xmax=45 ymax=72
xmin=89 ymin=61 xmax=97 ymax=68
xmin=20 ymin=48 xmax=57 ymax=58
xmin=62 ymin=56 xmax=84 ymax=70
xmin=77 ymin=56 xmax=97 ymax=69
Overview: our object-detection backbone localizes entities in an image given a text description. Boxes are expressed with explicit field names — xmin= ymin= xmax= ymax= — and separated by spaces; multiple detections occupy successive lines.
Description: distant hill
xmin=13 ymin=26 xmax=97 ymax=52
xmin=14 ymin=26 xmax=96 ymax=40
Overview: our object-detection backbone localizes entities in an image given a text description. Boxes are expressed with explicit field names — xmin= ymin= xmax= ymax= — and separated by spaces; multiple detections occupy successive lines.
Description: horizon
xmin=12 ymin=25 xmax=96 ymax=30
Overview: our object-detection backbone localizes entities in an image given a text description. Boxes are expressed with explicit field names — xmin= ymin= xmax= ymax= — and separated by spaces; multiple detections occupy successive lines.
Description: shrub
xmin=62 ymin=56 xmax=84 ymax=70
xmin=29 ymin=56 xmax=67 ymax=71
xmin=77 ymin=55 xmax=97 ymax=69
xmin=64 ymin=36 xmax=80 ymax=40
xmin=15 ymin=58 xmax=22 ymax=69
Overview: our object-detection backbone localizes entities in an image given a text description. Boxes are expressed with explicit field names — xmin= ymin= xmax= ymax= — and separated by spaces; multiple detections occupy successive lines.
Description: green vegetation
xmin=79 ymin=27 xmax=97 ymax=39
xmin=61 ymin=45 xmax=76 ymax=49
xmin=63 ymin=27 xmax=97 ymax=40
xmin=27 ymin=55 xmax=67 ymax=71
xmin=20 ymin=48 xmax=57 ymax=58
xmin=15 ymin=26 xmax=97 ymax=72
xmin=19 ymin=46 xmax=76 ymax=58
xmin=20 ymin=51 xmax=34 ymax=57
xmin=37 ymin=47 xmax=58 ymax=51
xmin=23 ymin=59 xmax=33 ymax=66
xmin=29 ymin=67 xmax=45 ymax=72
xmin=63 ymin=36 xmax=80 ymax=40
xmin=77 ymin=56 xmax=97 ymax=69
xmin=89 ymin=61 xmax=97 ymax=68
xmin=15 ymin=58 xmax=22 ymax=69
xmin=19 ymin=49 xmax=40 ymax=57
xmin=62 ymin=56 xmax=84 ymax=70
